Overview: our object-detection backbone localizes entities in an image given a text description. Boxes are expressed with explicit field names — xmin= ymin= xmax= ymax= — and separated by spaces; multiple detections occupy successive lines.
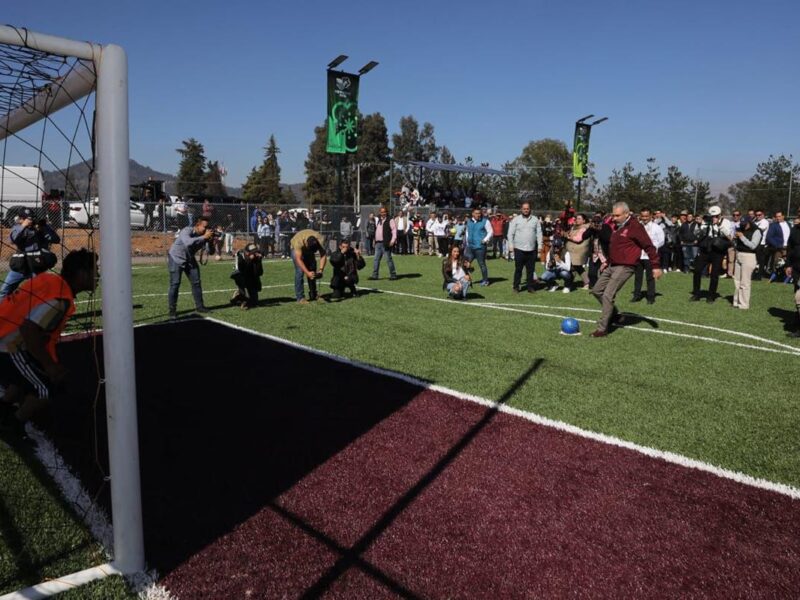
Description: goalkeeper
xmin=0 ymin=249 xmax=98 ymax=439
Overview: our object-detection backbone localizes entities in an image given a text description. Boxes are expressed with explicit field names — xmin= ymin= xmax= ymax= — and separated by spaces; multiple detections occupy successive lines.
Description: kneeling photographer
xmin=690 ymin=206 xmax=732 ymax=303
xmin=231 ymin=243 xmax=263 ymax=309
xmin=329 ymin=238 xmax=365 ymax=300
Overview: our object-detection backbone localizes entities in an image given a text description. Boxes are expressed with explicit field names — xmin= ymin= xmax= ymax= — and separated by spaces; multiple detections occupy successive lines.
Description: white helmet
xmin=708 ymin=206 xmax=722 ymax=217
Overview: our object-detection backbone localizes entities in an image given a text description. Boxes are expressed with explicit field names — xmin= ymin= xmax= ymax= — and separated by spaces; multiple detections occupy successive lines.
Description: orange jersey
xmin=0 ymin=273 xmax=75 ymax=362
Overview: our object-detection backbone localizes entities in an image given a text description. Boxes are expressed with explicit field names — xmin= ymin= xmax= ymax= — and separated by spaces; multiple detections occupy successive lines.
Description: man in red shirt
xmin=590 ymin=202 xmax=662 ymax=337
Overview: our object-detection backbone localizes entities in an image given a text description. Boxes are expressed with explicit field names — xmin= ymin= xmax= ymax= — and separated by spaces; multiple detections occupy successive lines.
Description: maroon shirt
xmin=609 ymin=216 xmax=660 ymax=266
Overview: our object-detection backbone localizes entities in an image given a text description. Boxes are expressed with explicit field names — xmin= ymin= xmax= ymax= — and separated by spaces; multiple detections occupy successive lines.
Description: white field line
xmin=23 ymin=427 xmax=174 ymax=599
xmin=207 ymin=317 xmax=800 ymax=500
xmin=479 ymin=300 xmax=800 ymax=353
xmin=370 ymin=288 xmax=800 ymax=357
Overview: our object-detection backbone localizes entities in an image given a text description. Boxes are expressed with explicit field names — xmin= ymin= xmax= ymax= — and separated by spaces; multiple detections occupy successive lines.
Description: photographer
xmin=690 ymin=206 xmax=732 ymax=303
xmin=230 ymin=243 xmax=263 ymax=310
xmin=784 ymin=221 xmax=800 ymax=338
xmin=292 ymin=229 xmax=327 ymax=304
xmin=329 ymin=238 xmax=365 ymax=300
xmin=167 ymin=215 xmax=214 ymax=319
xmin=0 ymin=210 xmax=59 ymax=299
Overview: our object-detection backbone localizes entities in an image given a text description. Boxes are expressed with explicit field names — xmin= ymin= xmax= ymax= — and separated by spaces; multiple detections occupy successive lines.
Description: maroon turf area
xmin=45 ymin=320 xmax=799 ymax=599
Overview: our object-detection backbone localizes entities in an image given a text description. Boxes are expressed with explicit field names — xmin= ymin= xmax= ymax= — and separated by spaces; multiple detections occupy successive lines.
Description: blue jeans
xmin=465 ymin=245 xmax=488 ymax=282
xmin=446 ymin=278 xmax=470 ymax=299
xmin=372 ymin=242 xmax=396 ymax=278
xmin=294 ymin=253 xmax=318 ymax=300
xmin=541 ymin=269 xmax=573 ymax=287
xmin=682 ymin=245 xmax=698 ymax=272
xmin=0 ymin=269 xmax=28 ymax=299
xmin=168 ymin=255 xmax=204 ymax=314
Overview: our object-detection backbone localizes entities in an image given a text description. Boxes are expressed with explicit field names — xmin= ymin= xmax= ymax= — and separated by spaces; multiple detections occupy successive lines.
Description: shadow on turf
xmin=43 ymin=321 xmax=435 ymax=578
xmin=768 ymin=307 xmax=798 ymax=332
xmin=299 ymin=358 xmax=545 ymax=598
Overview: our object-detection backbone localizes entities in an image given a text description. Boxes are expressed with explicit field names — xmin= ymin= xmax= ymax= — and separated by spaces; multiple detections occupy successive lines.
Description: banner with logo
xmin=572 ymin=123 xmax=591 ymax=178
xmin=326 ymin=70 xmax=360 ymax=154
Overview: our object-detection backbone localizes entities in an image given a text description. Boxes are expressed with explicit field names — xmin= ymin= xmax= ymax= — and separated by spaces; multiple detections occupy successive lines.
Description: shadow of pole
xmin=300 ymin=358 xmax=546 ymax=599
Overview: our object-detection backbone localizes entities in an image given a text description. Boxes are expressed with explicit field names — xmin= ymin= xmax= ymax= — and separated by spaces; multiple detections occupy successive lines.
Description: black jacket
xmin=330 ymin=248 xmax=365 ymax=287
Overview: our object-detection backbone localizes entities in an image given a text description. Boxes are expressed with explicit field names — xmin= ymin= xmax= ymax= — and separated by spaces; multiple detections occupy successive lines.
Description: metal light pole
xmin=326 ymin=56 xmax=378 ymax=205
xmin=574 ymin=115 xmax=607 ymax=212
xmin=787 ymin=154 xmax=794 ymax=216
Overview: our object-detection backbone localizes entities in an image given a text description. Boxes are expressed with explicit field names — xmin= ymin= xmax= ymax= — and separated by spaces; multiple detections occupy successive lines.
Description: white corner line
xmin=205 ymin=316 xmax=800 ymax=501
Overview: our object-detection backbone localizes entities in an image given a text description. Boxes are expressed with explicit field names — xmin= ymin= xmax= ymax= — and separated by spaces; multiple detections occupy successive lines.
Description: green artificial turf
xmin=121 ymin=255 xmax=800 ymax=489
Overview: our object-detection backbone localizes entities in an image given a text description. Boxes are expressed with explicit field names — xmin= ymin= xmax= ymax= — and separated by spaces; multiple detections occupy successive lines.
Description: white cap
xmin=708 ymin=206 xmax=721 ymax=216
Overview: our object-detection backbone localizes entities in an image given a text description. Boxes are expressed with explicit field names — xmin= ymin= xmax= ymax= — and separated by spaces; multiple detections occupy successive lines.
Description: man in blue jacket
xmin=167 ymin=216 xmax=214 ymax=318
xmin=464 ymin=207 xmax=493 ymax=286
xmin=765 ymin=210 xmax=791 ymax=274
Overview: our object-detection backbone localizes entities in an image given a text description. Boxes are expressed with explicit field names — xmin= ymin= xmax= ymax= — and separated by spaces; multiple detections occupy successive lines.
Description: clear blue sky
xmin=6 ymin=0 xmax=800 ymax=194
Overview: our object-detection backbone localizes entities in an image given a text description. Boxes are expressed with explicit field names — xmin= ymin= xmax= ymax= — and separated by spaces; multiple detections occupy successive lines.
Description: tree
xmin=509 ymin=139 xmax=573 ymax=210
xmin=243 ymin=135 xmax=282 ymax=203
xmin=391 ymin=116 xmax=440 ymax=189
xmin=664 ymin=165 xmax=693 ymax=214
xmin=727 ymin=154 xmax=799 ymax=215
xmin=176 ymin=138 xmax=206 ymax=196
xmin=354 ymin=113 xmax=391 ymax=204
xmin=204 ymin=160 xmax=226 ymax=197
xmin=304 ymin=121 xmax=340 ymax=204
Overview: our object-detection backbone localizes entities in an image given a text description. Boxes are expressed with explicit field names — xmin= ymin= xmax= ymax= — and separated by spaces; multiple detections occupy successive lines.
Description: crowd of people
xmin=165 ymin=198 xmax=800 ymax=340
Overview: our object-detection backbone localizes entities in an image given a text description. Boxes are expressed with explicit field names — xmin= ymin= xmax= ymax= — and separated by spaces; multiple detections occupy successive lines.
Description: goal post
xmin=0 ymin=24 xmax=144 ymax=596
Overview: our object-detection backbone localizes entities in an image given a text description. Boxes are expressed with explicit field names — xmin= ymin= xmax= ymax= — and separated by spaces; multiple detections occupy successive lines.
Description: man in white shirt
xmin=632 ymin=209 xmax=665 ymax=304
xmin=425 ymin=212 xmax=437 ymax=256
xmin=753 ymin=209 xmax=770 ymax=279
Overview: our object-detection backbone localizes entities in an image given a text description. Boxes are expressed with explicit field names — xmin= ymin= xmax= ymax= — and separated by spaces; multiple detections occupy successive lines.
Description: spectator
xmin=368 ymin=206 xmax=398 ymax=281
xmin=766 ymin=211 xmax=791 ymax=275
xmin=230 ymin=243 xmax=263 ymax=310
xmin=394 ymin=211 xmax=409 ymax=254
xmin=588 ymin=213 xmax=612 ymax=288
xmin=727 ymin=210 xmax=743 ymax=277
xmin=365 ymin=212 xmax=376 ymax=255
xmin=223 ymin=214 xmax=236 ymax=256
xmin=590 ymin=202 xmax=662 ymax=337
xmin=329 ymin=238 xmax=365 ymax=300
xmin=411 ymin=214 xmax=424 ymax=255
xmin=539 ymin=214 xmax=554 ymax=264
xmin=565 ymin=214 xmax=591 ymax=290
xmin=507 ymin=202 xmax=543 ymax=293
xmin=174 ymin=196 xmax=188 ymax=229
xmin=631 ymin=209 xmax=665 ymax=305
xmin=202 ymin=198 xmax=214 ymax=221
xmin=453 ymin=214 xmax=466 ymax=250
xmin=0 ymin=210 xmax=58 ymax=299
xmin=426 ymin=212 xmax=438 ymax=256
xmin=442 ymin=245 xmax=472 ymax=300
xmin=489 ymin=212 xmax=507 ymax=259
xmin=679 ymin=211 xmax=700 ymax=273
xmin=431 ymin=213 xmax=449 ymax=257
xmin=753 ymin=209 xmax=770 ymax=279
xmin=464 ymin=206 xmax=493 ymax=287
xmin=257 ymin=216 xmax=273 ymax=256
xmin=784 ymin=220 xmax=800 ymax=337
xmin=690 ymin=206 xmax=731 ymax=303
xmin=291 ymin=229 xmax=327 ymax=303
xmin=541 ymin=240 xmax=573 ymax=293
xmin=340 ymin=215 xmax=354 ymax=243
xmin=732 ymin=217 xmax=761 ymax=310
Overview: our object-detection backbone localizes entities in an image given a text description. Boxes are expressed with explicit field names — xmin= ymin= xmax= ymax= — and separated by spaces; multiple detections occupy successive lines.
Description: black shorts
xmin=0 ymin=351 xmax=55 ymax=400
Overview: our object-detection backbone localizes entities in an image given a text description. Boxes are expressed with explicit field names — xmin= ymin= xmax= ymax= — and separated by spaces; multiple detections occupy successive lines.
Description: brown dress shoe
xmin=590 ymin=330 xmax=608 ymax=338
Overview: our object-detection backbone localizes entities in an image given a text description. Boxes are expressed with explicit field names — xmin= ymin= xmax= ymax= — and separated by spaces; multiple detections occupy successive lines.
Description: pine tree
xmin=176 ymin=138 xmax=207 ymax=196
xmin=262 ymin=135 xmax=282 ymax=203
xmin=205 ymin=160 xmax=227 ymax=198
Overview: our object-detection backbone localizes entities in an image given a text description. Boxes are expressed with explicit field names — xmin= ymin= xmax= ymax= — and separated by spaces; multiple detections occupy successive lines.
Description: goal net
xmin=0 ymin=25 xmax=143 ymax=598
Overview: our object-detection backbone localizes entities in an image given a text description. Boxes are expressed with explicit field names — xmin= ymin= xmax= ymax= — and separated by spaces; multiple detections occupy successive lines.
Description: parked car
xmin=68 ymin=197 xmax=157 ymax=229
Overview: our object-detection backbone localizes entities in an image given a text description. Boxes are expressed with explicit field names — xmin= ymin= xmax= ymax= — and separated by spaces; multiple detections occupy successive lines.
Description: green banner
xmin=326 ymin=70 xmax=360 ymax=154
xmin=572 ymin=123 xmax=591 ymax=178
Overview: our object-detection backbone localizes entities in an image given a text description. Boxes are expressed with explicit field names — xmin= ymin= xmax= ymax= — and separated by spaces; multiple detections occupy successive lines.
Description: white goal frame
xmin=0 ymin=26 xmax=144 ymax=598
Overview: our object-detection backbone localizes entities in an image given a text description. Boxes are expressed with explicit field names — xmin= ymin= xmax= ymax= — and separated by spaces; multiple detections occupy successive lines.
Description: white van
xmin=0 ymin=165 xmax=45 ymax=223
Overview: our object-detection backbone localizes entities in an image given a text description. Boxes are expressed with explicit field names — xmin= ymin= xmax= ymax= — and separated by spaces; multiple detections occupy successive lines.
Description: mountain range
xmin=42 ymin=159 xmax=305 ymax=203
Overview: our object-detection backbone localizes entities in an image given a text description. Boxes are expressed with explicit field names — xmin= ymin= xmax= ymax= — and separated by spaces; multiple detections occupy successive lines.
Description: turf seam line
xmin=369 ymin=288 xmax=800 ymax=356
xmin=22 ymin=426 xmax=177 ymax=600
xmin=206 ymin=316 xmax=800 ymax=501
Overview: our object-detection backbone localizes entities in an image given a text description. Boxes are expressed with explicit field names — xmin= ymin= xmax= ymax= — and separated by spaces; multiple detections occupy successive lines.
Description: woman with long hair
xmin=565 ymin=213 xmax=591 ymax=289
xmin=442 ymin=244 xmax=472 ymax=299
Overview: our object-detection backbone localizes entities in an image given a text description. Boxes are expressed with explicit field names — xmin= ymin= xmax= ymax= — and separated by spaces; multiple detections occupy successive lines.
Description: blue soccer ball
xmin=560 ymin=317 xmax=580 ymax=335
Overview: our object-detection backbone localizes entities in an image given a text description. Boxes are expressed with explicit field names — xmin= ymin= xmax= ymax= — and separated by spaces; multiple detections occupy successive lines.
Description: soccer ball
xmin=560 ymin=317 xmax=580 ymax=336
